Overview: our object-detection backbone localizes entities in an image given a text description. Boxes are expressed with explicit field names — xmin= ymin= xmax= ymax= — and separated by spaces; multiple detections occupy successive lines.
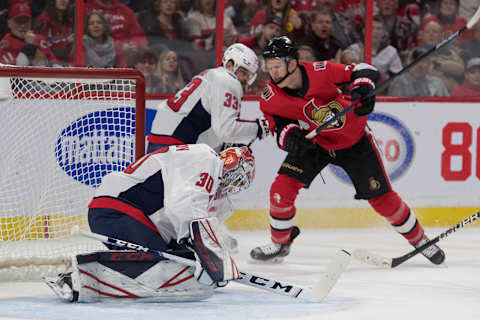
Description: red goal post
xmin=0 ymin=65 xmax=146 ymax=280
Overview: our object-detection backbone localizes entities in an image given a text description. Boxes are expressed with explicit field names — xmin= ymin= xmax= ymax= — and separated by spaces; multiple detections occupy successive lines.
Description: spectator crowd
xmin=0 ymin=0 xmax=479 ymax=96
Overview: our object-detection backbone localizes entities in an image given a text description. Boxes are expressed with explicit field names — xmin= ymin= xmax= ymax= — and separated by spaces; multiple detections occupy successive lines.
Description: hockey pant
xmin=52 ymin=250 xmax=213 ymax=302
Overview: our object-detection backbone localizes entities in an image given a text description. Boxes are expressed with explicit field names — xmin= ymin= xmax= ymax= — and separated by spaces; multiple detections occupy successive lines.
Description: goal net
xmin=0 ymin=65 xmax=145 ymax=280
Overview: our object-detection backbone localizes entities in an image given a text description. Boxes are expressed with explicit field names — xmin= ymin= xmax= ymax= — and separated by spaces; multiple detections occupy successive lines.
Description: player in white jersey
xmin=44 ymin=144 xmax=255 ymax=303
xmin=147 ymin=43 xmax=271 ymax=153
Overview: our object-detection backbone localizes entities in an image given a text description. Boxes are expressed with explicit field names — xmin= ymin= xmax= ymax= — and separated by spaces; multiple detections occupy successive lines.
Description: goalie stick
xmin=353 ymin=211 xmax=480 ymax=268
xmin=72 ymin=227 xmax=351 ymax=302
xmin=305 ymin=5 xmax=480 ymax=140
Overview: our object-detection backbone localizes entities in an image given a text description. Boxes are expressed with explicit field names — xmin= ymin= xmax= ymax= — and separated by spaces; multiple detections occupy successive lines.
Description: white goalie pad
xmin=44 ymin=251 xmax=213 ymax=303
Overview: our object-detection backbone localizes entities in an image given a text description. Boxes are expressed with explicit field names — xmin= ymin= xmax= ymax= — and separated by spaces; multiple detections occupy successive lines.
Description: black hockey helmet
xmin=263 ymin=36 xmax=298 ymax=60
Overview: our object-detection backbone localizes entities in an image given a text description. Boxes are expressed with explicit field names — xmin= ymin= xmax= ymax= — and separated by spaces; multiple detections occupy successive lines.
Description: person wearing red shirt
xmin=34 ymin=0 xmax=75 ymax=66
xmin=85 ymin=0 xmax=147 ymax=54
xmin=249 ymin=36 xmax=446 ymax=266
xmin=451 ymin=57 xmax=480 ymax=97
xmin=0 ymin=3 xmax=58 ymax=66
xmin=419 ymin=0 xmax=469 ymax=43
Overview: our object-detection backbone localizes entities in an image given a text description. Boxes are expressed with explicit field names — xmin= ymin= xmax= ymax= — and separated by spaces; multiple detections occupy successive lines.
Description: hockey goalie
xmin=44 ymin=144 xmax=255 ymax=302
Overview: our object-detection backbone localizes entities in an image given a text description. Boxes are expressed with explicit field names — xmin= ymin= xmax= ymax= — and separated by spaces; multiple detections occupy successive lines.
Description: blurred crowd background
xmin=0 ymin=0 xmax=479 ymax=97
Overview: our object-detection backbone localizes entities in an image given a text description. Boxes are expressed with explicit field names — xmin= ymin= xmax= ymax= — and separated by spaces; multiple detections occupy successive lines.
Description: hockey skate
xmin=44 ymin=272 xmax=78 ymax=302
xmin=415 ymin=235 xmax=446 ymax=265
xmin=249 ymin=226 xmax=300 ymax=264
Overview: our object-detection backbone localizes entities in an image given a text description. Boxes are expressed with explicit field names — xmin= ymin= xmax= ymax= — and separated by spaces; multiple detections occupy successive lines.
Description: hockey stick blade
xmin=236 ymin=249 xmax=351 ymax=302
xmin=73 ymin=228 xmax=339 ymax=302
xmin=353 ymin=211 xmax=480 ymax=268
xmin=309 ymin=249 xmax=351 ymax=301
xmin=305 ymin=6 xmax=480 ymax=141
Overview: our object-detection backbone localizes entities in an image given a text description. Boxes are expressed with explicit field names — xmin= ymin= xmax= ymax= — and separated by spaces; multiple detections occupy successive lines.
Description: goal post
xmin=0 ymin=65 xmax=146 ymax=280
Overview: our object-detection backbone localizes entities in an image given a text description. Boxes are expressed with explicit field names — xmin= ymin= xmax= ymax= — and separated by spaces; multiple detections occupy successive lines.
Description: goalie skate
xmin=44 ymin=273 xmax=78 ymax=302
xmin=249 ymin=226 xmax=300 ymax=264
xmin=415 ymin=235 xmax=446 ymax=265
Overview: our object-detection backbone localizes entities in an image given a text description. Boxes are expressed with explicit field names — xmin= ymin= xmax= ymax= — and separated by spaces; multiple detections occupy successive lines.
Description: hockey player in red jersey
xmin=249 ymin=36 xmax=445 ymax=265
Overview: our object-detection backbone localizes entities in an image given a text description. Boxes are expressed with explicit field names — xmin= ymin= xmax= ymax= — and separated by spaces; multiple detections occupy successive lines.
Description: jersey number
xmin=223 ymin=92 xmax=239 ymax=110
xmin=167 ymin=78 xmax=202 ymax=112
xmin=195 ymin=172 xmax=214 ymax=193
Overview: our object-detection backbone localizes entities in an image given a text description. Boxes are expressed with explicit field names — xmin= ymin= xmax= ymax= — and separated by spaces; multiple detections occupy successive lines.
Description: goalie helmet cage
xmin=0 ymin=65 xmax=146 ymax=280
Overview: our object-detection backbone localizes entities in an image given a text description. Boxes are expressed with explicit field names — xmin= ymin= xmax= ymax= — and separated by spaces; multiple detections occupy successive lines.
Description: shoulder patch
xmin=313 ymin=61 xmax=327 ymax=71
xmin=262 ymin=85 xmax=274 ymax=101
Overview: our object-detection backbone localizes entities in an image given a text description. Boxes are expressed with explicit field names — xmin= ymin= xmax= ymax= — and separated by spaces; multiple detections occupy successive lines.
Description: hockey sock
xmin=269 ymin=174 xmax=304 ymax=244
xmin=368 ymin=191 xmax=424 ymax=245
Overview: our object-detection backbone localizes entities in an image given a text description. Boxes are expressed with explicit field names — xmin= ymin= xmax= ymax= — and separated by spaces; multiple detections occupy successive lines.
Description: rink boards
xmin=2 ymin=100 xmax=480 ymax=240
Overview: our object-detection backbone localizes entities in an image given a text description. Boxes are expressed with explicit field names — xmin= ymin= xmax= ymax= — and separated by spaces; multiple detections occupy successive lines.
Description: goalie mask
xmin=219 ymin=146 xmax=255 ymax=194
xmin=222 ymin=43 xmax=259 ymax=86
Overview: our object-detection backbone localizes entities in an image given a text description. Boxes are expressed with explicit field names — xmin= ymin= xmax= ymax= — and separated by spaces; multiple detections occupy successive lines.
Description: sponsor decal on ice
xmin=329 ymin=112 xmax=414 ymax=183
xmin=55 ymin=107 xmax=136 ymax=187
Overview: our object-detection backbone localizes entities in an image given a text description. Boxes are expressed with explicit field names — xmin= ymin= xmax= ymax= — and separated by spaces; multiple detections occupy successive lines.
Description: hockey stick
xmin=353 ymin=211 xmax=480 ymax=268
xmin=73 ymin=227 xmax=351 ymax=302
xmin=306 ymin=5 xmax=480 ymax=140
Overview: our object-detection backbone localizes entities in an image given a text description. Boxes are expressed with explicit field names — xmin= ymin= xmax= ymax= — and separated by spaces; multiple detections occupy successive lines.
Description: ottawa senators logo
xmin=303 ymin=99 xmax=345 ymax=129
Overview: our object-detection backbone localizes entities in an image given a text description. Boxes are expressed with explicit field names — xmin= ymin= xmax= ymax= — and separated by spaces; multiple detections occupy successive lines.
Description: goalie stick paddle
xmin=305 ymin=5 xmax=480 ymax=140
xmin=72 ymin=227 xmax=351 ymax=302
xmin=353 ymin=211 xmax=480 ymax=268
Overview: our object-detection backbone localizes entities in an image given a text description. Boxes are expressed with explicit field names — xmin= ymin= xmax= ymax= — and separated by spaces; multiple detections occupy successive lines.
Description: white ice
xmin=0 ymin=227 xmax=479 ymax=320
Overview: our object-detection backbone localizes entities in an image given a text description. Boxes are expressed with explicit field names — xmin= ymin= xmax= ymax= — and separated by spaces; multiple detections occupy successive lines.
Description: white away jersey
xmin=148 ymin=67 xmax=258 ymax=151
xmin=93 ymin=144 xmax=232 ymax=242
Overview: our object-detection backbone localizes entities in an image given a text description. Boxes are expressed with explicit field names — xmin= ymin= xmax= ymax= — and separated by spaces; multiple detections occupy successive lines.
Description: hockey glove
xmin=256 ymin=116 xmax=271 ymax=139
xmin=189 ymin=217 xmax=239 ymax=286
xmin=349 ymin=63 xmax=380 ymax=117
xmin=278 ymin=124 xmax=317 ymax=155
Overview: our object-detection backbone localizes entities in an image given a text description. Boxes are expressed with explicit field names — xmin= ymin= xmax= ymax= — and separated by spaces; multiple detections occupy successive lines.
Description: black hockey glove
xmin=278 ymin=125 xmax=317 ymax=155
xmin=349 ymin=63 xmax=380 ymax=117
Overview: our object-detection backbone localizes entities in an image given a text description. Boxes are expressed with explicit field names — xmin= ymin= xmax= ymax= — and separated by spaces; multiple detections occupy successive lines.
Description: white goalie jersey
xmin=148 ymin=67 xmax=258 ymax=151
xmin=92 ymin=144 xmax=232 ymax=242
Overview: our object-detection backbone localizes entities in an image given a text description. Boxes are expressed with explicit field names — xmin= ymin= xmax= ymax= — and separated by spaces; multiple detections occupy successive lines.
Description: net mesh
xmin=0 ymin=68 xmax=143 ymax=280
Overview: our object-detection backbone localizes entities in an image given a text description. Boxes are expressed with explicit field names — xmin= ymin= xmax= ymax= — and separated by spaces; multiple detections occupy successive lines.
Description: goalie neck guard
xmin=219 ymin=146 xmax=255 ymax=195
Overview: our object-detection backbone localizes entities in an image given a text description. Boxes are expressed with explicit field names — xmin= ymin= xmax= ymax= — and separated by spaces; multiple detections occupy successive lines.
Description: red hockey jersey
xmin=260 ymin=61 xmax=367 ymax=151
xmin=0 ymin=33 xmax=58 ymax=65
xmin=34 ymin=13 xmax=74 ymax=65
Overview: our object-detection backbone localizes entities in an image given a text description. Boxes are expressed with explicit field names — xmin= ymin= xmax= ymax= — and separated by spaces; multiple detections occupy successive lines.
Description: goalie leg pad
xmin=45 ymin=251 xmax=213 ymax=303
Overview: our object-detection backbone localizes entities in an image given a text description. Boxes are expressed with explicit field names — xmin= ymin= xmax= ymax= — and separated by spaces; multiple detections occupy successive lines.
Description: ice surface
xmin=0 ymin=227 xmax=479 ymax=320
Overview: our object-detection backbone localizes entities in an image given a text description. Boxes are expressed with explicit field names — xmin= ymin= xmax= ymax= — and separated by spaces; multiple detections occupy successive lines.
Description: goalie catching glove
xmin=189 ymin=217 xmax=240 ymax=286
xmin=349 ymin=63 xmax=380 ymax=117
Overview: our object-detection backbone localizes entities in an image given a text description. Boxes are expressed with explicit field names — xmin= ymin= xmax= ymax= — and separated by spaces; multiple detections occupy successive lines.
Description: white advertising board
xmin=146 ymin=100 xmax=480 ymax=209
